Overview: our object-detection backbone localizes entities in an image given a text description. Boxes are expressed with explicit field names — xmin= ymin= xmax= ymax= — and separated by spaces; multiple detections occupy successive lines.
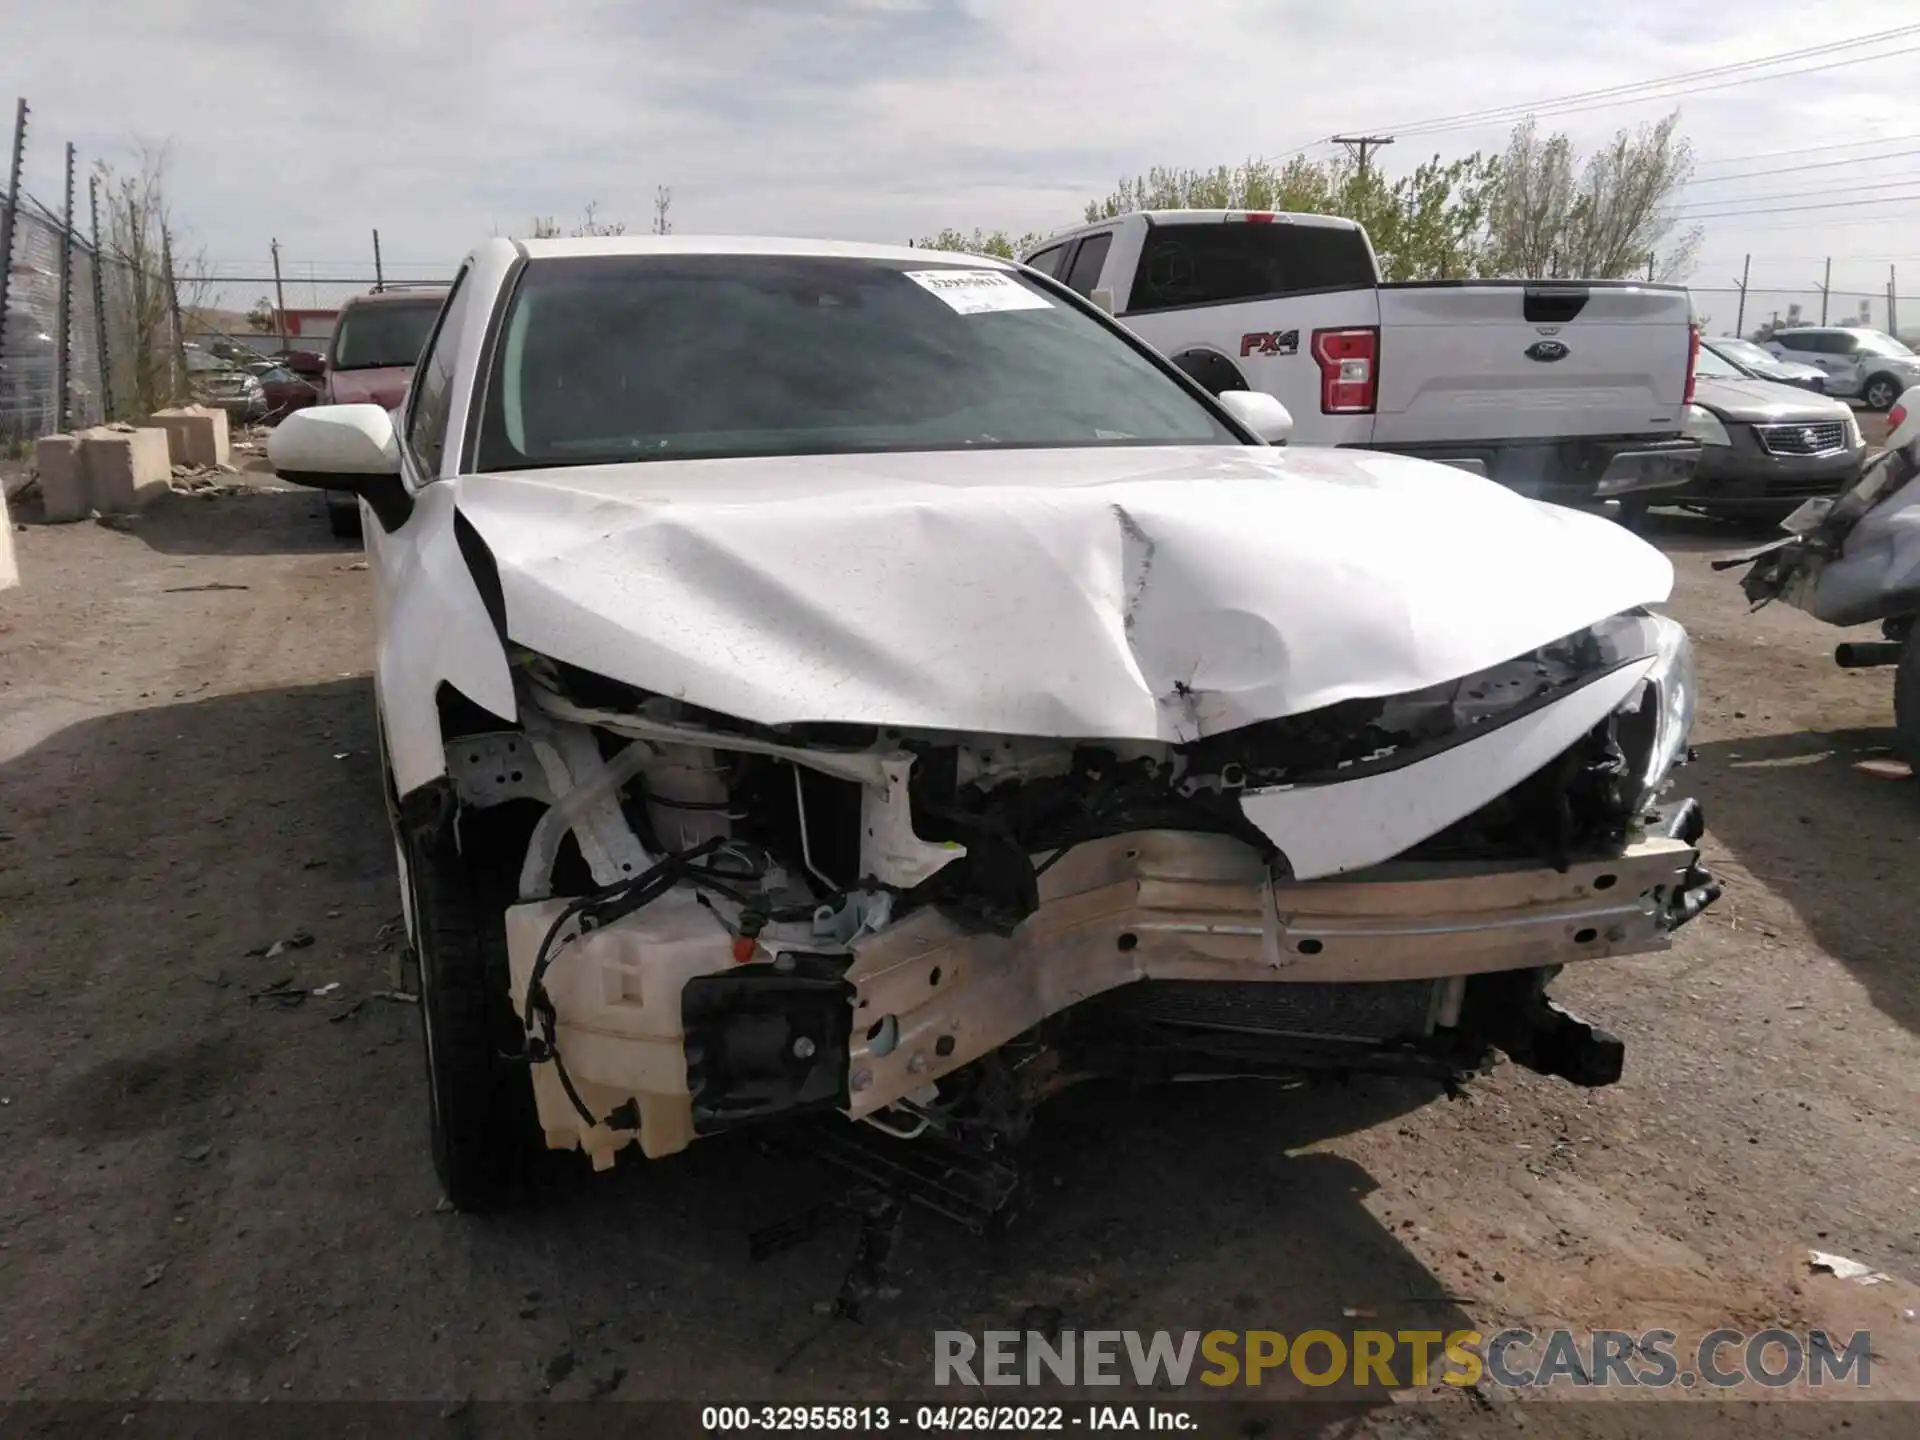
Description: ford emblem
xmin=1525 ymin=340 xmax=1570 ymax=363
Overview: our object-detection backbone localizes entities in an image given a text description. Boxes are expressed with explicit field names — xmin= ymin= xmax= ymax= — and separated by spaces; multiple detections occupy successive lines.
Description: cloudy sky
xmin=6 ymin=0 xmax=1919 ymax=320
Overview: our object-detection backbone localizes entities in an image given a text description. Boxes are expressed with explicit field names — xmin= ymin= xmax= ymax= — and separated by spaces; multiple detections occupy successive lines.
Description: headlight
xmin=1682 ymin=404 xmax=1730 ymax=447
xmin=1843 ymin=410 xmax=1862 ymax=448
xmin=1608 ymin=613 xmax=1695 ymax=812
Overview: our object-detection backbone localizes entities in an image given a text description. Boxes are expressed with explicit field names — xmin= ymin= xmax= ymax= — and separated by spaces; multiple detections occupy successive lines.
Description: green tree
xmin=911 ymin=227 xmax=1044 ymax=260
xmin=1486 ymin=111 xmax=1698 ymax=280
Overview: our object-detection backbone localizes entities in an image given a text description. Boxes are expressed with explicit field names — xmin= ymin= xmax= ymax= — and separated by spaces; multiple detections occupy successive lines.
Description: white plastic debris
xmin=1808 ymin=1250 xmax=1891 ymax=1284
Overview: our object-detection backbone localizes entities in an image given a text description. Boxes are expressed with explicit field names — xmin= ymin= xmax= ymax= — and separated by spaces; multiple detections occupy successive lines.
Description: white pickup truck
xmin=1024 ymin=211 xmax=1701 ymax=511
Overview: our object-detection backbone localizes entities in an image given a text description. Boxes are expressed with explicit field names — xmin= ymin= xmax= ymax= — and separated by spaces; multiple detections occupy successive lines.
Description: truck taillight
xmin=1312 ymin=327 xmax=1378 ymax=414
xmin=1684 ymin=324 xmax=1700 ymax=406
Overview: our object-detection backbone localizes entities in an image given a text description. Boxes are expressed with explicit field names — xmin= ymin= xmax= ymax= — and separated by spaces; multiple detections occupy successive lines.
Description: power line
xmin=1692 ymin=208 xmax=1920 ymax=233
xmin=1682 ymin=146 xmax=1920 ymax=187
xmin=1375 ymin=26 xmax=1920 ymax=138
xmin=1393 ymin=42 xmax=1920 ymax=139
xmin=1690 ymin=131 xmax=1920 ymax=173
xmin=1672 ymin=173 xmax=1920 ymax=212
xmin=1681 ymin=191 xmax=1920 ymax=220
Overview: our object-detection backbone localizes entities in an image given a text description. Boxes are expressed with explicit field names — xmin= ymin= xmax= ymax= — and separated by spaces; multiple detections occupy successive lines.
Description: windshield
xmin=475 ymin=255 xmax=1239 ymax=471
xmin=330 ymin=301 xmax=442 ymax=371
xmin=1855 ymin=332 xmax=1915 ymax=358
xmin=1693 ymin=345 xmax=1741 ymax=380
xmin=1711 ymin=338 xmax=1776 ymax=369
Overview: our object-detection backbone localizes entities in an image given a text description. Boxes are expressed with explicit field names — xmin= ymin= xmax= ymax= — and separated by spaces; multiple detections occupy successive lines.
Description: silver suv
xmin=1762 ymin=327 xmax=1920 ymax=411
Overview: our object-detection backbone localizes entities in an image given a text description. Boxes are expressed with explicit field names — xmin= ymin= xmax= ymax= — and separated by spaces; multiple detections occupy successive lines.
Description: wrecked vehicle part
xmin=1723 ymin=390 xmax=1920 ymax=764
xmin=443 ymin=604 xmax=1714 ymax=1170
xmin=1729 ymin=392 xmax=1920 ymax=623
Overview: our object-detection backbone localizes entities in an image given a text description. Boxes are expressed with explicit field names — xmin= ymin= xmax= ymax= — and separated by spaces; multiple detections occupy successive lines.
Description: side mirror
xmin=1217 ymin=389 xmax=1295 ymax=445
xmin=269 ymin=404 xmax=413 ymax=529
xmin=1088 ymin=287 xmax=1116 ymax=315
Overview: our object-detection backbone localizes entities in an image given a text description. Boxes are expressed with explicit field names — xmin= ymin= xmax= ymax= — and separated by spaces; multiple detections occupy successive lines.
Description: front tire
xmin=402 ymin=793 xmax=545 ymax=1211
xmin=1862 ymin=374 xmax=1901 ymax=411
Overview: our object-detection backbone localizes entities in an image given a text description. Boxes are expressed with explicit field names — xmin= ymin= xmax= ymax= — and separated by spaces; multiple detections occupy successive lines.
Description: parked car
xmin=268 ymin=236 xmax=1717 ymax=1214
xmin=1702 ymin=336 xmax=1826 ymax=394
xmin=1672 ymin=343 xmax=1866 ymax=522
xmin=317 ymin=287 xmax=449 ymax=536
xmin=1022 ymin=212 xmax=1701 ymax=516
xmin=192 ymin=363 xmax=266 ymax=423
xmin=257 ymin=364 xmax=322 ymax=424
xmin=1762 ymin=327 xmax=1920 ymax=410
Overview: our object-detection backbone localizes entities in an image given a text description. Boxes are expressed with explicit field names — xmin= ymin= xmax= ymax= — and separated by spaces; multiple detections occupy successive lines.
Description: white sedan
xmin=270 ymin=235 xmax=1715 ymax=1213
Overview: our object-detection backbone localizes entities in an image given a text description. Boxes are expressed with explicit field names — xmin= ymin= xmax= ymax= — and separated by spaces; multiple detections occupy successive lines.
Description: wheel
xmin=1895 ymin=634 xmax=1920 ymax=771
xmin=400 ymin=785 xmax=545 ymax=1211
xmin=326 ymin=493 xmax=363 ymax=539
xmin=1862 ymin=373 xmax=1901 ymax=411
xmin=1614 ymin=495 xmax=1652 ymax=533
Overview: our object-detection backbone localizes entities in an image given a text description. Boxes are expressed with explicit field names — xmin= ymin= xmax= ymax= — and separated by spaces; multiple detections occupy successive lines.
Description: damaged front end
xmin=428 ymin=609 xmax=1717 ymax=1179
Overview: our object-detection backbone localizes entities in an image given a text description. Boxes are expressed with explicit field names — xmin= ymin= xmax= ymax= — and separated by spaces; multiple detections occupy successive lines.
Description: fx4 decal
xmin=1240 ymin=329 xmax=1300 ymax=358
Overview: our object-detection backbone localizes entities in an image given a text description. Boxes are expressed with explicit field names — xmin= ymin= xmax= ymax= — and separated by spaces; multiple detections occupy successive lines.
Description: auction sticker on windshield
xmin=905 ymin=269 xmax=1053 ymax=315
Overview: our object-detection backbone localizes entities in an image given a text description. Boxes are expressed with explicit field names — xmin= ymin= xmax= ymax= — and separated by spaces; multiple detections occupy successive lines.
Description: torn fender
xmin=451 ymin=444 xmax=1674 ymax=741
xmin=364 ymin=482 xmax=518 ymax=796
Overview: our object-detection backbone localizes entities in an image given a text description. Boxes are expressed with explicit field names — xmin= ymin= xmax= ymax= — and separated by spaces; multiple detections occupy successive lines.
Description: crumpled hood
xmin=452 ymin=445 xmax=1674 ymax=741
xmin=1694 ymin=375 xmax=1852 ymax=424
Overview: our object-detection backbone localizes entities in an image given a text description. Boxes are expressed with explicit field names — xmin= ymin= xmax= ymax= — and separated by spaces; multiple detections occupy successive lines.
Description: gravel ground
xmin=0 ymin=471 xmax=1916 ymax=1436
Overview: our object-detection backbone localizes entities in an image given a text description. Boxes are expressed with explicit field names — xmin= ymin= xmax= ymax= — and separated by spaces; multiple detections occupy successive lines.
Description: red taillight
xmin=1312 ymin=327 xmax=1379 ymax=414
xmin=1684 ymin=324 xmax=1700 ymax=406
xmin=1891 ymin=401 xmax=1908 ymax=432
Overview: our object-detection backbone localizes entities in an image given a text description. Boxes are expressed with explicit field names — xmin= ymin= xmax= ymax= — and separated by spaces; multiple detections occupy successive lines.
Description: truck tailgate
xmin=1371 ymin=283 xmax=1691 ymax=445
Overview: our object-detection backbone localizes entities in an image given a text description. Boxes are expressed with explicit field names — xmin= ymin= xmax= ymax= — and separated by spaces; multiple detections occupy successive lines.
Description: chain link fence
xmin=1687 ymin=286 xmax=1913 ymax=343
xmin=0 ymin=197 xmax=128 ymax=445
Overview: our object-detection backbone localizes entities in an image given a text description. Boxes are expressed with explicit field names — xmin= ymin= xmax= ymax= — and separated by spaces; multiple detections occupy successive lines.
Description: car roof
xmin=1774 ymin=326 xmax=1885 ymax=337
xmin=512 ymin=235 xmax=1005 ymax=268
xmin=337 ymin=286 xmax=450 ymax=311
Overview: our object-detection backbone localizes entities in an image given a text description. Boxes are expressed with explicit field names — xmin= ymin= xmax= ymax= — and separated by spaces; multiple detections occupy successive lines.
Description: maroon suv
xmin=319 ymin=287 xmax=449 ymax=536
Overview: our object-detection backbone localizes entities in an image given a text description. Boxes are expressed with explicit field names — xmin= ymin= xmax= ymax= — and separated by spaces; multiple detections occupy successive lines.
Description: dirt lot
xmin=1 ymin=470 xmax=1917 ymax=1433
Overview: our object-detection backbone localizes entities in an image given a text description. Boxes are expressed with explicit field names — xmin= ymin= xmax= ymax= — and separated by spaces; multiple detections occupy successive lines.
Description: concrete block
xmin=80 ymin=426 xmax=172 ymax=514
xmin=0 ymin=486 xmax=16 ymax=590
xmin=34 ymin=434 xmax=89 ymax=524
xmin=151 ymin=404 xmax=231 ymax=470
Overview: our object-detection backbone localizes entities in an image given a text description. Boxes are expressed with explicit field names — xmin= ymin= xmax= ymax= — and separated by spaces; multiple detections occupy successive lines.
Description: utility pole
xmin=89 ymin=174 xmax=111 ymax=420
xmin=0 ymin=98 xmax=29 ymax=376
xmin=372 ymin=228 xmax=384 ymax=292
xmin=270 ymin=237 xmax=288 ymax=352
xmin=1819 ymin=257 xmax=1831 ymax=325
xmin=1646 ymin=252 xmax=1655 ymax=281
xmin=161 ymin=225 xmax=185 ymax=400
xmin=1734 ymin=254 xmax=1751 ymax=337
xmin=54 ymin=142 xmax=74 ymax=433
xmin=1890 ymin=265 xmax=1900 ymax=341
xmin=1331 ymin=134 xmax=1394 ymax=182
